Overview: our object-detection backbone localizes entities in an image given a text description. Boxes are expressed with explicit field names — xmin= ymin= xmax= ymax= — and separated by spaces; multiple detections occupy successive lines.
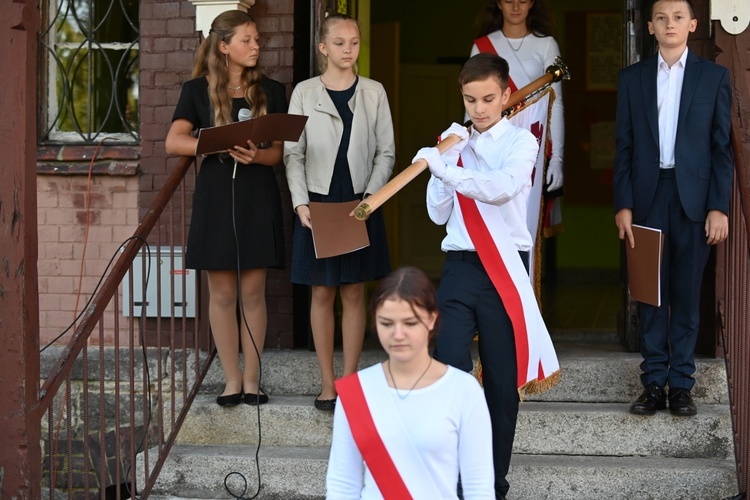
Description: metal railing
xmin=38 ymin=155 xmax=213 ymax=498
xmin=722 ymin=122 xmax=750 ymax=497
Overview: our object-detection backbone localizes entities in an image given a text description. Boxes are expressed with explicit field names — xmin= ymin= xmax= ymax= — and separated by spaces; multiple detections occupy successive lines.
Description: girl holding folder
xmin=166 ymin=10 xmax=287 ymax=407
xmin=284 ymin=14 xmax=395 ymax=411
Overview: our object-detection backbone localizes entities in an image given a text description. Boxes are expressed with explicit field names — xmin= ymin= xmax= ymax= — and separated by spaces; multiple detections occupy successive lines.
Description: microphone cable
xmin=223 ymin=108 xmax=266 ymax=500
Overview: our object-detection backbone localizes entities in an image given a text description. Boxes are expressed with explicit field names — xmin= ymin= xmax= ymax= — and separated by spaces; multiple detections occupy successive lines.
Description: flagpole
xmin=353 ymin=58 xmax=568 ymax=221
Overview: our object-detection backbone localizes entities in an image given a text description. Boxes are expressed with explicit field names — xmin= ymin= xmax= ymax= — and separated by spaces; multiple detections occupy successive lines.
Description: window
xmin=40 ymin=0 xmax=139 ymax=144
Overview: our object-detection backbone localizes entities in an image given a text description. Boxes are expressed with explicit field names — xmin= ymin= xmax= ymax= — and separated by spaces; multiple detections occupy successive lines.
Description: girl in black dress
xmin=166 ymin=10 xmax=287 ymax=406
xmin=284 ymin=14 xmax=395 ymax=411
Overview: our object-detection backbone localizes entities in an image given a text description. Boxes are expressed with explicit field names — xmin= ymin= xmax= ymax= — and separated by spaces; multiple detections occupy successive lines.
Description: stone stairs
xmin=142 ymin=343 xmax=739 ymax=499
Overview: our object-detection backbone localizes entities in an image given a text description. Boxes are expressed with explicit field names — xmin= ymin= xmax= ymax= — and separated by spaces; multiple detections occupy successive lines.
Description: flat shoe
xmin=243 ymin=391 xmax=269 ymax=405
xmin=314 ymin=396 xmax=336 ymax=412
xmin=216 ymin=392 xmax=242 ymax=407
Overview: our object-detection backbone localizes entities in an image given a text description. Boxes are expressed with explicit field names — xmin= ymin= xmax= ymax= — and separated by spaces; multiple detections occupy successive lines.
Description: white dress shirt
xmin=657 ymin=48 xmax=688 ymax=169
xmin=426 ymin=118 xmax=539 ymax=252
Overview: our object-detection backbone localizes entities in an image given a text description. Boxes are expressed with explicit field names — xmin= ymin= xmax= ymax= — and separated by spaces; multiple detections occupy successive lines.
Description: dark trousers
xmin=637 ymin=169 xmax=711 ymax=390
xmin=433 ymin=250 xmax=528 ymax=498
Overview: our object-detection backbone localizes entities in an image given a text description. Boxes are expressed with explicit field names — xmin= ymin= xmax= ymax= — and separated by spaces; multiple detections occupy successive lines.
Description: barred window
xmin=40 ymin=0 xmax=140 ymax=144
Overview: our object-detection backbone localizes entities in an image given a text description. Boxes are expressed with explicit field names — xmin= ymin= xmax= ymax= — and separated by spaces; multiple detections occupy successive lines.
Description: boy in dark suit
xmin=614 ymin=0 xmax=733 ymax=416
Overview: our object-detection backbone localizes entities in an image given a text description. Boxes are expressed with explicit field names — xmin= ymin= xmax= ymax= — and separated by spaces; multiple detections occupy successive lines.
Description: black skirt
xmin=186 ymin=157 xmax=285 ymax=270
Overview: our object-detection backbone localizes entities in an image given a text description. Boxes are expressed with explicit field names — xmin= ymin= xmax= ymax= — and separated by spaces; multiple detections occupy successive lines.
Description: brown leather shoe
xmin=629 ymin=384 xmax=666 ymax=415
xmin=668 ymin=388 xmax=697 ymax=416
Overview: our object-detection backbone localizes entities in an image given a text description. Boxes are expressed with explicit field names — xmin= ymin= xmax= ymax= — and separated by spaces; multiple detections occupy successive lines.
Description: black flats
xmin=243 ymin=391 xmax=269 ymax=406
xmin=216 ymin=392 xmax=242 ymax=407
xmin=216 ymin=390 xmax=269 ymax=407
xmin=314 ymin=395 xmax=336 ymax=412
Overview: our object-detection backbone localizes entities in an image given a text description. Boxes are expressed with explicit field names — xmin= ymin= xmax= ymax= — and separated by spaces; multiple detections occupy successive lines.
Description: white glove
xmin=440 ymin=122 xmax=469 ymax=156
xmin=412 ymin=147 xmax=447 ymax=179
xmin=546 ymin=161 xmax=563 ymax=191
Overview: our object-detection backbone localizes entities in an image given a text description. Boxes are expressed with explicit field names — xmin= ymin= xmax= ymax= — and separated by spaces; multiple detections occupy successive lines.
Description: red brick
xmin=37 ymin=225 xmax=60 ymax=246
xmin=140 ymin=53 xmax=167 ymax=72
xmin=279 ymin=17 xmax=294 ymax=32
xmin=46 ymin=242 xmax=73 ymax=259
xmin=38 ymin=260 xmax=60 ymax=277
xmin=266 ymin=0 xmax=293 ymax=15
xmin=59 ymin=259 xmax=85 ymax=277
xmin=47 ymin=276 xmax=75 ymax=294
xmin=39 ymin=293 xmax=61 ymax=311
xmin=259 ymin=51 xmax=279 ymax=67
xmin=166 ymin=19 xmax=196 ymax=36
xmin=140 ymin=19 xmax=167 ymax=37
xmin=38 ymin=190 xmax=59 ymax=208
xmin=85 ymin=226 xmax=114 ymax=244
xmin=166 ymin=51 xmax=195 ymax=70
xmin=257 ymin=17 xmax=279 ymax=33
xmin=73 ymin=244 xmax=99 ymax=261
xmin=264 ymin=33 xmax=292 ymax=50
xmin=153 ymin=2 xmax=181 ymax=19
xmin=59 ymin=225 xmax=85 ymax=242
xmin=98 ymin=209 xmax=127 ymax=226
xmin=76 ymin=210 xmax=101 ymax=225
xmin=155 ymin=71 xmax=185 ymax=86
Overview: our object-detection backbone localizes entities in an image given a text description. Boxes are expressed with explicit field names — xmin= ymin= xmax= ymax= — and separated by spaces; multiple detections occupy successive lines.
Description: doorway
xmin=370 ymin=0 xmax=623 ymax=339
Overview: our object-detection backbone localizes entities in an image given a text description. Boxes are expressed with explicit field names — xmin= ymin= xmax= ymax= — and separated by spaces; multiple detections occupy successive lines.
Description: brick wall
xmin=139 ymin=0 xmax=298 ymax=349
xmin=37 ymin=176 xmax=140 ymax=346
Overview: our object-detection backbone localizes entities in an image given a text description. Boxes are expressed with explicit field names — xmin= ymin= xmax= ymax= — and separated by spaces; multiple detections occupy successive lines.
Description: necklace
xmin=320 ymin=73 xmax=357 ymax=91
xmin=227 ymin=84 xmax=243 ymax=90
xmin=504 ymin=32 xmax=528 ymax=52
xmin=387 ymin=358 xmax=433 ymax=400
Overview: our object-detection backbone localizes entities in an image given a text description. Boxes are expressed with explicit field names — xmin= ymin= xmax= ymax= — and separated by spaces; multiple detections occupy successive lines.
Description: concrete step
xmin=142 ymin=444 xmax=738 ymax=499
xmin=197 ymin=345 xmax=729 ymax=404
xmin=177 ymin=396 xmax=733 ymax=459
xmin=507 ymin=454 xmax=738 ymax=500
xmin=142 ymin=444 xmax=327 ymax=499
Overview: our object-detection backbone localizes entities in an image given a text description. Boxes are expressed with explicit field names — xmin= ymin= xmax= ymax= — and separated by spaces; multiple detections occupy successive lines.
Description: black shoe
xmin=243 ymin=391 xmax=269 ymax=405
xmin=668 ymin=388 xmax=697 ymax=416
xmin=216 ymin=392 xmax=242 ymax=407
xmin=629 ymin=384 xmax=666 ymax=415
xmin=314 ymin=396 xmax=336 ymax=412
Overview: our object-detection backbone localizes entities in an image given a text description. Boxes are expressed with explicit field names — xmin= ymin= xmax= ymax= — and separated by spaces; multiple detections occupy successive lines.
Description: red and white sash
xmin=335 ymin=366 xmax=444 ymax=499
xmin=456 ymin=147 xmax=560 ymax=396
xmin=474 ymin=34 xmax=557 ymax=286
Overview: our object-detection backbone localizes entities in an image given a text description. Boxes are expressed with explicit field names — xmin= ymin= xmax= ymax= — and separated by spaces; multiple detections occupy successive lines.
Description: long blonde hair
xmin=192 ymin=10 xmax=267 ymax=126
xmin=317 ymin=13 xmax=360 ymax=74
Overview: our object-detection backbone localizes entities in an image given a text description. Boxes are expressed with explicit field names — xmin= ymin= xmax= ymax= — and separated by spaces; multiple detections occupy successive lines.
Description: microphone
xmin=238 ymin=108 xmax=252 ymax=121
xmin=233 ymin=109 xmax=252 ymax=178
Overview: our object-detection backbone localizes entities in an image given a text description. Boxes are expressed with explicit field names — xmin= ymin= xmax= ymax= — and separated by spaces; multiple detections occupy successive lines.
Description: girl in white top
xmin=326 ymin=267 xmax=494 ymax=499
xmin=472 ymin=0 xmax=564 ymax=193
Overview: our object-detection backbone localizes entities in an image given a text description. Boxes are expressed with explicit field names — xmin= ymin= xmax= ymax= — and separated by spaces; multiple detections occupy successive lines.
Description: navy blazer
xmin=613 ymin=51 xmax=733 ymax=223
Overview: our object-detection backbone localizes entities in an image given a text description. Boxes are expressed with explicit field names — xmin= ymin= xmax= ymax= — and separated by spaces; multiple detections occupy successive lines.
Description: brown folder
xmin=195 ymin=113 xmax=308 ymax=156
xmin=626 ymin=224 xmax=664 ymax=307
xmin=308 ymin=201 xmax=370 ymax=259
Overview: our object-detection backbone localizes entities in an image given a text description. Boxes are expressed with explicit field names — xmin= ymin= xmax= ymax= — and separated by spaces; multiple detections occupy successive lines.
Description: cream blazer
xmin=284 ymin=76 xmax=396 ymax=210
